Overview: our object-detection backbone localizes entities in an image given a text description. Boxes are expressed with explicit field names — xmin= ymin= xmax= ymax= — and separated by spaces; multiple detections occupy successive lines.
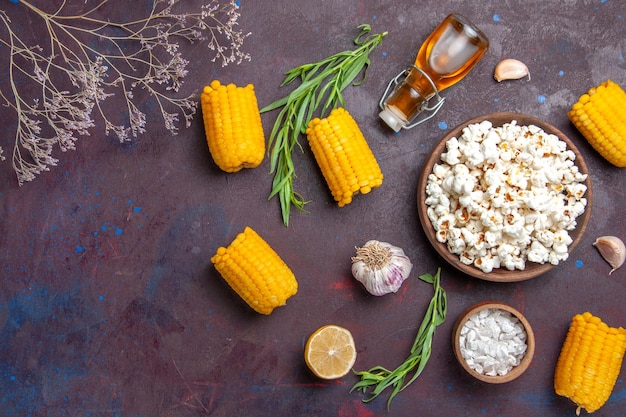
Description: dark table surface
xmin=1 ymin=1 xmax=625 ymax=416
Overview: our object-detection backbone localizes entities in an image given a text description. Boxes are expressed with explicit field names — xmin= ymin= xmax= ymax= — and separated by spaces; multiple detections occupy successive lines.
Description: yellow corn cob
xmin=554 ymin=312 xmax=626 ymax=415
xmin=200 ymin=80 xmax=265 ymax=172
xmin=568 ymin=79 xmax=626 ymax=167
xmin=211 ymin=226 xmax=298 ymax=315
xmin=305 ymin=108 xmax=383 ymax=207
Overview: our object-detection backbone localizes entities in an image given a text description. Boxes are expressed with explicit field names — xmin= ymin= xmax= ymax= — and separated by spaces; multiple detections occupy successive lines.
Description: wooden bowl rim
xmin=451 ymin=302 xmax=536 ymax=384
xmin=417 ymin=111 xmax=593 ymax=282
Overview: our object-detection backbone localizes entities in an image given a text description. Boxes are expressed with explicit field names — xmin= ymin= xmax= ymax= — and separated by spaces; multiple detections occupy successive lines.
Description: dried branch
xmin=0 ymin=0 xmax=251 ymax=185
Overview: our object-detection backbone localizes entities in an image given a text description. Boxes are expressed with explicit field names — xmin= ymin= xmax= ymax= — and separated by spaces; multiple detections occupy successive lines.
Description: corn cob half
xmin=211 ymin=226 xmax=298 ymax=315
xmin=306 ymin=108 xmax=383 ymax=207
xmin=568 ymin=79 xmax=626 ymax=167
xmin=554 ymin=312 xmax=626 ymax=415
xmin=200 ymin=80 xmax=265 ymax=172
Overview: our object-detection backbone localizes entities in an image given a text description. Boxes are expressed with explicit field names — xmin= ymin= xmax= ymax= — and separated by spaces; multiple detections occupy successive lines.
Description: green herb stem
xmin=351 ymin=268 xmax=447 ymax=409
xmin=260 ymin=24 xmax=386 ymax=226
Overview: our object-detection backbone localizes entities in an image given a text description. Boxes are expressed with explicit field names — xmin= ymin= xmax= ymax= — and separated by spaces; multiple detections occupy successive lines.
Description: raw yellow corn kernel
xmin=554 ymin=312 xmax=626 ymax=415
xmin=568 ymin=79 xmax=626 ymax=167
xmin=200 ymin=80 xmax=265 ymax=172
xmin=306 ymin=108 xmax=383 ymax=207
xmin=211 ymin=226 xmax=298 ymax=315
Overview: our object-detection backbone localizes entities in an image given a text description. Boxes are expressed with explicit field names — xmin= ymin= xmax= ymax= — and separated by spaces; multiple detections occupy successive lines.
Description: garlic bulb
xmin=593 ymin=236 xmax=625 ymax=275
xmin=351 ymin=240 xmax=413 ymax=296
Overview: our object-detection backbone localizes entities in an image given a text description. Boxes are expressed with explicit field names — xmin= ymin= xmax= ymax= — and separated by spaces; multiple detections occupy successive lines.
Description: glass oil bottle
xmin=379 ymin=13 xmax=490 ymax=132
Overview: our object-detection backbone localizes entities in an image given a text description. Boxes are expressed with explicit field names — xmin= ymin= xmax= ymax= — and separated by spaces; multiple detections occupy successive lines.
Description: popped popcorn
xmin=459 ymin=308 xmax=528 ymax=376
xmin=425 ymin=120 xmax=587 ymax=273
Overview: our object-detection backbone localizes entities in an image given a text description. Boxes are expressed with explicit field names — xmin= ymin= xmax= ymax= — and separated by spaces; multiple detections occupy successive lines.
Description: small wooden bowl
xmin=417 ymin=112 xmax=592 ymax=282
xmin=452 ymin=302 xmax=535 ymax=384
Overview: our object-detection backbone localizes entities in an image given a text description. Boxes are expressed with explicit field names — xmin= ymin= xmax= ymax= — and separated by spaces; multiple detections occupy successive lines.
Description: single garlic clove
xmin=592 ymin=236 xmax=625 ymax=275
xmin=494 ymin=59 xmax=530 ymax=82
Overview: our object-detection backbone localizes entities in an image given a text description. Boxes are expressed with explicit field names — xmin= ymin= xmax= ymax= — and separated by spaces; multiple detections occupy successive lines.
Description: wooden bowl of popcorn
xmin=452 ymin=302 xmax=535 ymax=384
xmin=417 ymin=112 xmax=592 ymax=282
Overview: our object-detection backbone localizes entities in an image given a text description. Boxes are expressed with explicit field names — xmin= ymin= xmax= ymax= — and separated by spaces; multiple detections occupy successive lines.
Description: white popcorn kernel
xmin=569 ymin=201 xmax=586 ymax=220
xmin=441 ymin=137 xmax=461 ymax=165
xmin=483 ymin=231 xmax=499 ymax=247
xmin=480 ymin=209 xmax=503 ymax=231
xmin=432 ymin=163 xmax=451 ymax=179
xmin=470 ymin=190 xmax=484 ymax=203
xmin=448 ymin=236 xmax=466 ymax=254
xmin=435 ymin=213 xmax=455 ymax=232
xmin=459 ymin=251 xmax=474 ymax=265
xmin=455 ymin=207 xmax=471 ymax=224
xmin=474 ymin=255 xmax=495 ymax=273
xmin=425 ymin=178 xmax=443 ymax=198
xmin=438 ymin=193 xmax=451 ymax=210
xmin=566 ymin=183 xmax=587 ymax=200
xmin=553 ymin=229 xmax=573 ymax=247
xmin=458 ymin=194 xmax=473 ymax=208
xmin=434 ymin=204 xmax=450 ymax=218
xmin=427 ymin=207 xmax=439 ymax=225
xmin=527 ymin=241 xmax=550 ymax=264
xmin=441 ymin=175 xmax=456 ymax=194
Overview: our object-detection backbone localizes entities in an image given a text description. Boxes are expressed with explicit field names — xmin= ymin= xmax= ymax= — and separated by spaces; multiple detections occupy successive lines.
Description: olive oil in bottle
xmin=379 ymin=14 xmax=489 ymax=132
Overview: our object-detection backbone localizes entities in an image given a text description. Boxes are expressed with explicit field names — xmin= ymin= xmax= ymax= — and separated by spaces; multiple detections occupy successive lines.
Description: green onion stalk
xmin=351 ymin=268 xmax=448 ymax=409
xmin=260 ymin=24 xmax=386 ymax=226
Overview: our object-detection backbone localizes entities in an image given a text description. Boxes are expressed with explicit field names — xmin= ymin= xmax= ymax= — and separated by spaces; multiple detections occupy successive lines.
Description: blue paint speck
xmin=9 ymin=0 xmax=18 ymax=4
xmin=373 ymin=15 xmax=377 ymax=20
xmin=537 ymin=94 xmax=546 ymax=104
xmin=133 ymin=207 xmax=142 ymax=213
xmin=115 ymin=228 xmax=123 ymax=235
xmin=438 ymin=121 xmax=448 ymax=130
xmin=558 ymin=70 xmax=565 ymax=76
xmin=575 ymin=260 xmax=584 ymax=268
xmin=382 ymin=51 xmax=387 ymax=57
xmin=9 ymin=375 xmax=15 ymax=381
xmin=494 ymin=97 xmax=500 ymax=103
xmin=127 ymin=199 xmax=133 ymax=205
xmin=98 ymin=295 xmax=105 ymax=301
xmin=235 ymin=0 xmax=240 ymax=5
xmin=493 ymin=13 xmax=501 ymax=22
xmin=75 ymin=246 xmax=85 ymax=254
xmin=101 ymin=225 xmax=107 ymax=231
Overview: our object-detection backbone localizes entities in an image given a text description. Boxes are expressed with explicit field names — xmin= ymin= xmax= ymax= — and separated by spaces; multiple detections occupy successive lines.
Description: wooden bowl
xmin=417 ymin=112 xmax=592 ymax=282
xmin=452 ymin=302 xmax=535 ymax=384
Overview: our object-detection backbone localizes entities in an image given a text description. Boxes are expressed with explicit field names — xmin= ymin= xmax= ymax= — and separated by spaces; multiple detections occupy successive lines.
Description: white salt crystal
xmin=458 ymin=308 xmax=528 ymax=376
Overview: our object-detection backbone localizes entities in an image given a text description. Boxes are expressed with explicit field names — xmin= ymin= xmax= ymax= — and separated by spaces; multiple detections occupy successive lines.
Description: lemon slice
xmin=304 ymin=324 xmax=357 ymax=380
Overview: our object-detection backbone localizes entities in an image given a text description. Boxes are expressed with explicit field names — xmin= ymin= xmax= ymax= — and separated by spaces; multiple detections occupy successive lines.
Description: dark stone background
xmin=1 ymin=1 xmax=624 ymax=416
